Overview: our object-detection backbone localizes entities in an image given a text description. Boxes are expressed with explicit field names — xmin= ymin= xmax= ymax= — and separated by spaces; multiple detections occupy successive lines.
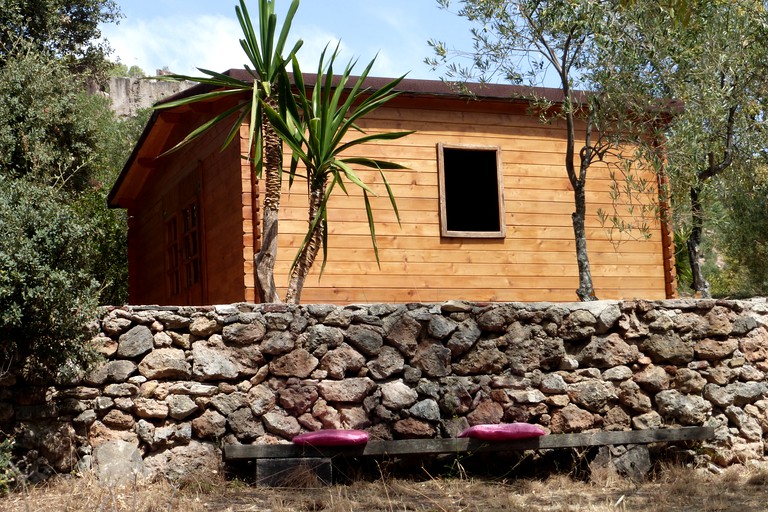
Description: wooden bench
xmin=224 ymin=426 xmax=715 ymax=486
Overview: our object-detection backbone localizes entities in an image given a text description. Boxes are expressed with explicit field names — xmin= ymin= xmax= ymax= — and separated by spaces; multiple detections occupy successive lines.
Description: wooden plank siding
xmin=257 ymin=94 xmax=670 ymax=304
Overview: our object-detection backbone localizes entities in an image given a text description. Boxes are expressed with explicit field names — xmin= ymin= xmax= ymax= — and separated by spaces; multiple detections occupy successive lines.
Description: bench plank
xmin=224 ymin=426 xmax=714 ymax=460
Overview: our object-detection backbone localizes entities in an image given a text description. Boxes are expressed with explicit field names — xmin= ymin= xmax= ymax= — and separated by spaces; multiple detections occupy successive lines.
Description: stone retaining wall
xmin=3 ymin=299 xmax=768 ymax=481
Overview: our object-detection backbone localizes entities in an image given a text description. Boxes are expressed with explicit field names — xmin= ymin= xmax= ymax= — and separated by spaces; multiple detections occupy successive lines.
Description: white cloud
xmin=103 ymin=14 xmax=244 ymax=75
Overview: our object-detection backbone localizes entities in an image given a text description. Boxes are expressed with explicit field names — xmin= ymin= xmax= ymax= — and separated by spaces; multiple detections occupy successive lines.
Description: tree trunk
xmin=254 ymin=99 xmax=282 ymax=303
xmin=573 ymin=181 xmax=597 ymax=301
xmin=686 ymin=183 xmax=711 ymax=297
xmin=284 ymin=184 xmax=325 ymax=304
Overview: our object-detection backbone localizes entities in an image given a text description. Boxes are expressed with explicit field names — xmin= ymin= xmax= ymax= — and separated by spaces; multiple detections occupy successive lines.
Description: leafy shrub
xmin=0 ymin=434 xmax=17 ymax=495
xmin=0 ymin=176 xmax=100 ymax=381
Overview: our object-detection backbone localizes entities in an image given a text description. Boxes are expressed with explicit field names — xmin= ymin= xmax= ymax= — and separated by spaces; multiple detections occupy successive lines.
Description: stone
xmin=154 ymin=311 xmax=191 ymax=330
xmin=249 ymin=384 xmax=277 ymax=416
xmin=227 ymin=408 xmax=264 ymax=440
xmin=741 ymin=328 xmax=768 ymax=363
xmin=725 ymin=406 xmax=763 ymax=442
xmin=168 ymin=394 xmax=198 ymax=420
xmin=106 ymin=360 xmax=137 ymax=382
xmin=92 ymin=440 xmax=147 ymax=485
xmin=446 ymin=319 xmax=481 ymax=356
xmin=560 ymin=310 xmax=597 ymax=341
xmin=577 ymin=333 xmax=638 ymax=368
xmin=618 ymin=381 xmax=653 ymax=413
xmin=313 ymin=399 xmax=342 ymax=429
xmin=270 ymin=349 xmax=318 ymax=378
xmin=279 ymin=385 xmax=319 ymax=416
xmin=320 ymin=343 xmax=365 ymax=379
xmin=732 ymin=315 xmax=759 ymax=335
xmin=138 ymin=347 xmax=191 ymax=380
xmin=169 ymin=331 xmax=191 ymax=349
xmin=603 ymin=406 xmax=631 ymax=431
xmin=393 ymin=418 xmax=435 ymax=438
xmin=594 ymin=445 xmax=651 ymax=482
xmin=694 ymin=338 xmax=739 ymax=361
xmin=265 ymin=311 xmax=293 ymax=330
xmin=701 ymin=307 xmax=733 ymax=337
xmin=222 ymin=321 xmax=267 ymax=345
xmin=88 ymin=420 xmax=139 ymax=447
xmin=439 ymin=381 xmax=473 ymax=416
xmin=116 ymin=326 xmax=154 ymax=359
xmin=102 ymin=409 xmax=135 ymax=430
xmin=633 ymin=365 xmax=670 ymax=393
xmin=385 ymin=314 xmax=422 ymax=357
xmin=674 ymin=368 xmax=707 ymax=394
xmin=441 ymin=300 xmax=474 ymax=313
xmin=567 ymin=380 xmax=616 ymax=413
xmin=339 ymin=405 xmax=371 ymax=429
xmin=702 ymin=365 xmax=733 ymax=385
xmin=639 ymin=333 xmax=694 ymax=365
xmin=260 ymin=331 xmax=296 ymax=355
xmin=412 ymin=342 xmax=452 ymax=378
xmin=345 ymin=324 xmax=384 ymax=356
xmin=549 ymin=404 xmax=594 ymax=433
xmin=134 ymin=397 xmax=168 ymax=419
xmin=192 ymin=335 xmax=265 ymax=380
xmin=319 ymin=378 xmax=376 ymax=403
xmin=104 ymin=383 xmax=139 ymax=397
xmin=189 ymin=316 xmax=220 ymax=337
xmin=211 ymin=392 xmax=249 ymax=416
xmin=153 ymin=331 xmax=173 ymax=348
xmin=143 ymin=441 xmax=221 ymax=482
xmin=632 ymin=411 xmax=663 ymax=430
xmin=103 ymin=316 xmax=133 ymax=336
xmin=507 ymin=389 xmax=546 ymax=404
xmin=167 ymin=382 xmax=219 ymax=397
xmin=504 ymin=327 xmax=565 ymax=373
xmin=597 ymin=304 xmax=622 ymax=333
xmin=428 ymin=315 xmax=458 ymax=340
xmin=192 ymin=409 xmax=227 ymax=438
xmin=728 ymin=381 xmax=768 ymax=406
xmin=704 ymin=384 xmax=736 ymax=409
xmin=263 ymin=411 xmax=301 ymax=438
xmin=453 ymin=339 xmax=507 ymax=375
xmin=540 ymin=374 xmax=568 ymax=394
xmin=367 ymin=345 xmax=405 ymax=380
xmin=602 ymin=366 xmax=633 ymax=381
xmin=381 ymin=380 xmax=419 ymax=409
xmin=409 ymin=399 xmax=441 ymax=421
xmin=468 ymin=400 xmax=504 ymax=425
xmin=655 ymin=390 xmax=711 ymax=425
xmin=135 ymin=419 xmax=155 ymax=446
xmin=303 ymin=325 xmax=345 ymax=352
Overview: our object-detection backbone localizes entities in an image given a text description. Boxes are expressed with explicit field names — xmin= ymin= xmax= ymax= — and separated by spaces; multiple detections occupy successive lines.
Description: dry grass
xmin=3 ymin=462 xmax=768 ymax=512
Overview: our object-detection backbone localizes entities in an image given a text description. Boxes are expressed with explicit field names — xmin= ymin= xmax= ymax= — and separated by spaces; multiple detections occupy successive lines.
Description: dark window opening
xmin=438 ymin=144 xmax=505 ymax=238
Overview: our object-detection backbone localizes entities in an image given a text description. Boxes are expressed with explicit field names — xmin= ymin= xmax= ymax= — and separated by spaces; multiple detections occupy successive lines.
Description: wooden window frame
xmin=437 ymin=143 xmax=506 ymax=238
xmin=164 ymin=199 xmax=202 ymax=300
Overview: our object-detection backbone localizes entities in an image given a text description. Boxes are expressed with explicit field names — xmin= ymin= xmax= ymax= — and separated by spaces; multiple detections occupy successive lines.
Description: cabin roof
xmin=107 ymin=70 xmax=573 ymax=209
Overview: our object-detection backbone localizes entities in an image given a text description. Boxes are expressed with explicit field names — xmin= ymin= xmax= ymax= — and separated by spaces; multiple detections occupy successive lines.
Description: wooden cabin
xmin=108 ymin=71 xmax=676 ymax=305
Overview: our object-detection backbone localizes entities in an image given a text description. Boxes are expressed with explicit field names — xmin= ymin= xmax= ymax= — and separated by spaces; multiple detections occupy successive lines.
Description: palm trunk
xmin=254 ymin=98 xmax=282 ymax=303
xmin=686 ymin=183 xmax=711 ymax=297
xmin=284 ymin=183 xmax=325 ymax=304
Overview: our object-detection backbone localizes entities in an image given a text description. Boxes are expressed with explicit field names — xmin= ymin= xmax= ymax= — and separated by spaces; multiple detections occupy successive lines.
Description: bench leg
xmin=255 ymin=457 xmax=333 ymax=487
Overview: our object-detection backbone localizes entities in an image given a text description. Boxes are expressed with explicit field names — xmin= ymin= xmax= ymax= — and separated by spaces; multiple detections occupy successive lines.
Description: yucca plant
xmin=155 ymin=0 xmax=302 ymax=303
xmin=263 ymin=46 xmax=414 ymax=303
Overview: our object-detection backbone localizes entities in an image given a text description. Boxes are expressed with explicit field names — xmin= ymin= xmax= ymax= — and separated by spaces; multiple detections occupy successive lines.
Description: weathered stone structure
xmin=3 ymin=298 xmax=768 ymax=481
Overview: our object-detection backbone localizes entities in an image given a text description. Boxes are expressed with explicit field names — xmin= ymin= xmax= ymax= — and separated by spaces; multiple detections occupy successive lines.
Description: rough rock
xmin=117 ymin=326 xmax=154 ymax=359
xmin=143 ymin=441 xmax=221 ymax=481
xmin=577 ymin=334 xmax=637 ymax=368
xmin=92 ymin=440 xmax=147 ymax=485
xmin=345 ymin=325 xmax=384 ymax=356
xmin=655 ymin=390 xmax=712 ymax=425
xmin=320 ymin=344 xmax=365 ymax=379
xmin=639 ymin=333 xmax=694 ymax=364
xmin=385 ymin=314 xmax=422 ymax=357
xmin=367 ymin=345 xmax=405 ymax=380
xmin=222 ymin=322 xmax=266 ymax=345
xmin=138 ymin=348 xmax=190 ymax=380
xmin=318 ymin=378 xmax=375 ymax=403
xmin=270 ymin=349 xmax=318 ymax=378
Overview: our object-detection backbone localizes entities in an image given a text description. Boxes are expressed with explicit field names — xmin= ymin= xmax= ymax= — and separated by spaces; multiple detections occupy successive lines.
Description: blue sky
xmin=99 ymin=1 xmax=476 ymax=80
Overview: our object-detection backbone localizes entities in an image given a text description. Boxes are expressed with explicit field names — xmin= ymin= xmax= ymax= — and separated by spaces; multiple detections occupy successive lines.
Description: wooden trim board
xmin=225 ymin=426 xmax=714 ymax=460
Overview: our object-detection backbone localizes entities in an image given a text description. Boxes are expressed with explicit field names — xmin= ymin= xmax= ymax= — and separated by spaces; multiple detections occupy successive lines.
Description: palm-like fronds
xmin=262 ymin=46 xmax=414 ymax=296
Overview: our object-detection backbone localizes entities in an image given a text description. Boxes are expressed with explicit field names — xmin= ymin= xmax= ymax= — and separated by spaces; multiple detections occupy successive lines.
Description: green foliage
xmin=0 ymin=0 xmax=121 ymax=81
xmin=0 ymin=177 xmax=100 ymax=380
xmin=0 ymin=434 xmax=17 ymax=495
xmin=109 ymin=62 xmax=146 ymax=78
xmin=0 ymin=44 xmax=101 ymax=192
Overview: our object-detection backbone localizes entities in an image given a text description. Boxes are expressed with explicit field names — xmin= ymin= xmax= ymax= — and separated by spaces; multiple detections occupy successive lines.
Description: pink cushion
xmin=292 ymin=429 xmax=369 ymax=447
xmin=458 ymin=423 xmax=547 ymax=441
